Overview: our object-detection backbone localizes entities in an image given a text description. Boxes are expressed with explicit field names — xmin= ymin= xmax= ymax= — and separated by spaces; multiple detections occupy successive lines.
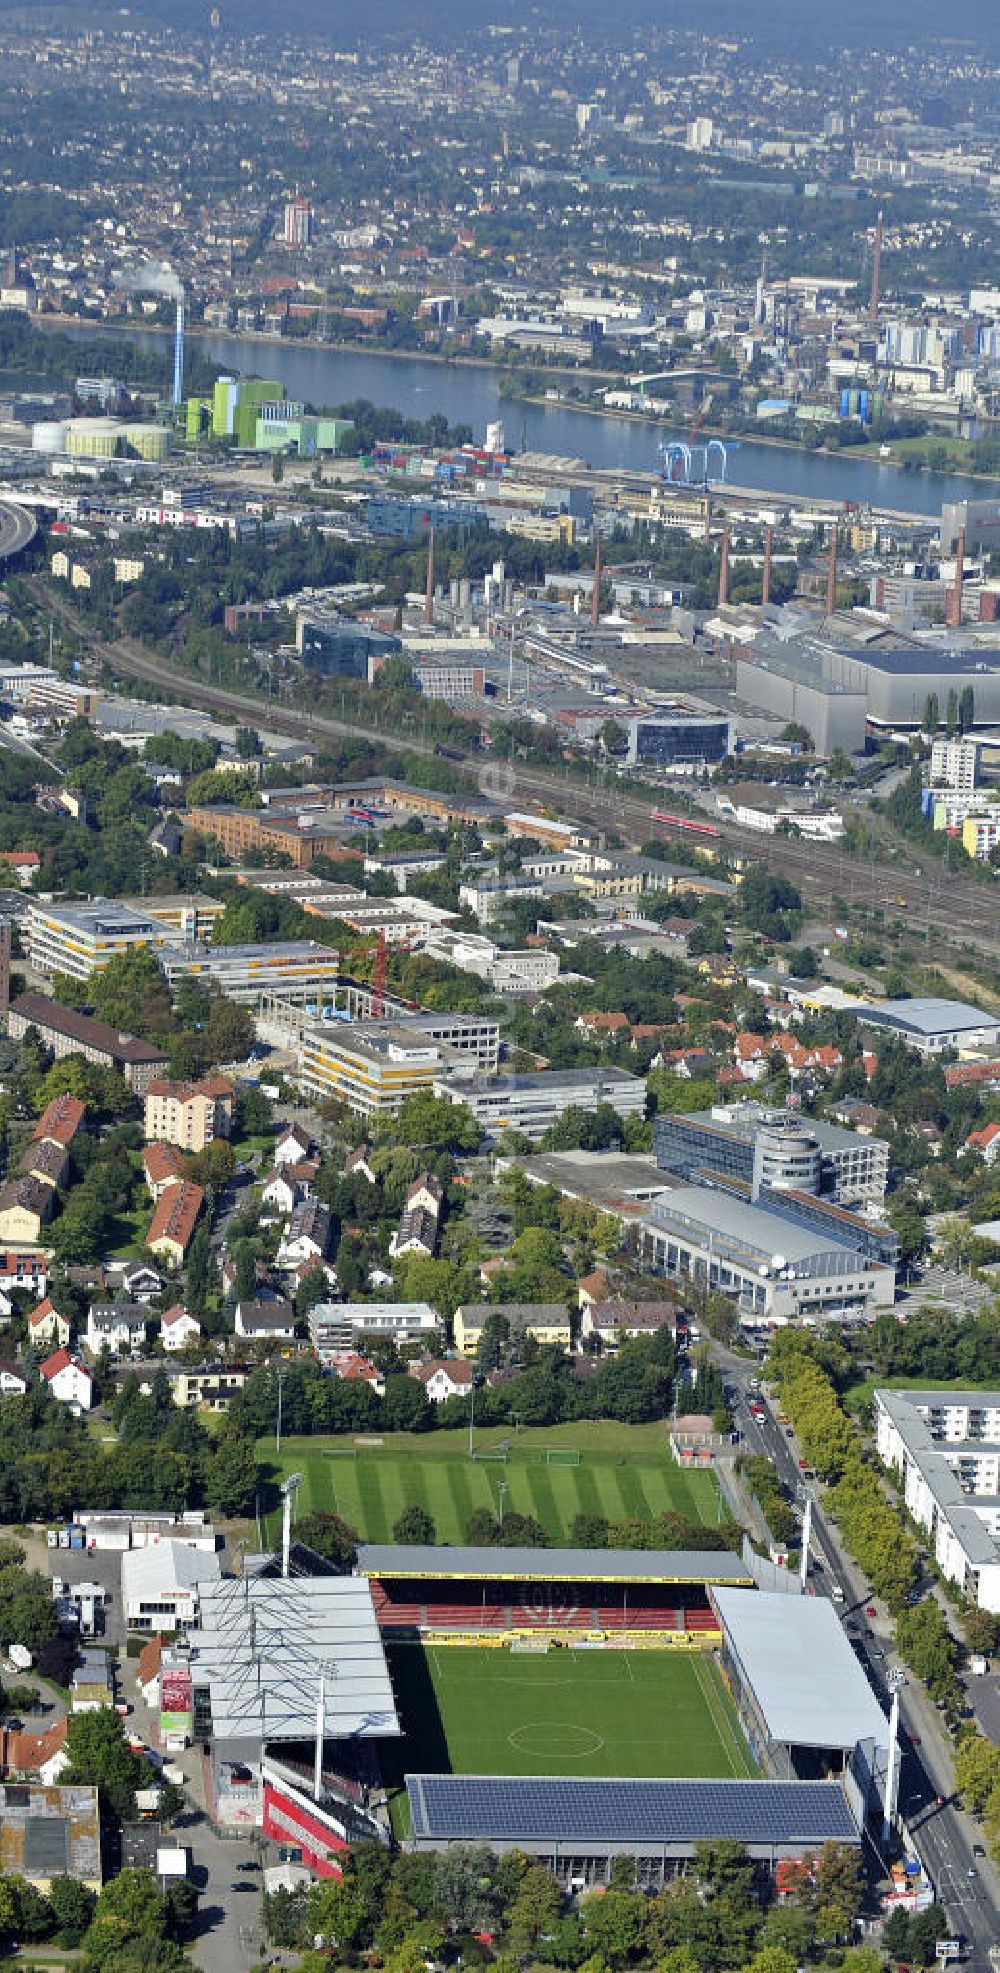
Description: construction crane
xmin=687 ymin=391 xmax=714 ymax=446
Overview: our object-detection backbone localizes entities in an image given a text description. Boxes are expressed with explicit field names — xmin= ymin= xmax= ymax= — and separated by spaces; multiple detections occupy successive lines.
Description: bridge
xmin=0 ymin=498 xmax=37 ymax=561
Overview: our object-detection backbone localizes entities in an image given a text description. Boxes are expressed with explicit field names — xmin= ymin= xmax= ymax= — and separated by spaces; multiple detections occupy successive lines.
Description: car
xmin=866 ymin=1604 xmax=877 ymax=1617
xmin=798 ymin=1458 xmax=809 ymax=1469
xmin=910 ymin=1733 xmax=921 ymax=1745
xmin=973 ymin=1843 xmax=985 ymax=1857
xmin=967 ymin=1865 xmax=977 ymax=1878
xmin=786 ymin=1426 xmax=794 ymax=1437
xmin=831 ymin=1585 xmax=845 ymax=1602
xmin=230 ymin=1882 xmax=256 ymax=1893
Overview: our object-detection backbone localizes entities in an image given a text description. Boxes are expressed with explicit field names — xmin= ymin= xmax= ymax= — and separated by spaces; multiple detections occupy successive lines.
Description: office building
xmin=874 ymin=1387 xmax=1000 ymax=1612
xmin=420 ymin=930 xmax=560 ymax=993
xmin=434 ymin=1067 xmax=647 ymax=1141
xmin=622 ymin=714 xmax=733 ymax=767
xmin=297 ymin=613 xmax=402 ymax=680
xmin=24 ymin=900 xmax=176 ymax=980
xmin=640 ymin=1186 xmax=895 ymax=1328
xmin=158 ymin=939 xmax=342 ymax=1004
xmin=653 ymin=1103 xmax=889 ymax=1209
xmin=258 ymin=1002 xmax=500 ymax=1117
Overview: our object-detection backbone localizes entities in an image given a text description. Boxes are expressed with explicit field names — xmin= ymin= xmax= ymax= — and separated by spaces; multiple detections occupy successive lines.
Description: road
xmin=32 ymin=579 xmax=1000 ymax=969
xmin=721 ymin=1348 xmax=999 ymax=1968
xmin=0 ymin=497 xmax=36 ymax=561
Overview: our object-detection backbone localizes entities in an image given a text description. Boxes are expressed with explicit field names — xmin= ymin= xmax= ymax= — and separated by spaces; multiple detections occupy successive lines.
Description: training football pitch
xmin=260 ymin=1423 xmax=723 ymax=1546
xmin=385 ymin=1642 xmax=755 ymax=1799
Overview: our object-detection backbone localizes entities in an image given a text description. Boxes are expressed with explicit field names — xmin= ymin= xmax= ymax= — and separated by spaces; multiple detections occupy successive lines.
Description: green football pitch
xmin=384 ymin=1642 xmax=755 ymax=1798
xmin=260 ymin=1424 xmax=724 ymax=1547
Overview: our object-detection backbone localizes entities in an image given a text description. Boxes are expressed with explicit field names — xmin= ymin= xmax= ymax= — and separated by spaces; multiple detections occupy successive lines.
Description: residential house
xmin=109 ymin=1358 xmax=251 ymax=1412
xmin=273 ymin=1122 xmax=314 ymax=1167
xmin=0 ymin=1254 xmax=47 ymax=1297
xmin=234 ymin=1297 xmax=295 ymax=1341
xmin=575 ymin=1011 xmax=630 ymax=1042
xmin=159 ymin=1304 xmax=202 ymax=1352
xmin=136 ymin=1635 xmax=164 ymax=1707
xmin=389 ymin=1175 xmax=444 ymax=1261
xmin=277 ymin=1200 xmax=331 ymax=1269
xmin=27 ymin=1297 xmax=71 ymax=1349
xmin=579 ymin=1298 xmax=684 ymax=1351
xmin=261 ymin=1168 xmax=301 ymax=1216
xmin=143 ymin=1143 xmax=184 ymax=1201
xmin=122 ymin=1262 xmax=164 ymax=1304
xmin=966 ymin=1123 xmax=1000 ymax=1165
xmin=146 ymin=1181 xmax=204 ymax=1265
xmin=18 ymin=1140 xmax=69 ymax=1191
xmin=345 ymin=1145 xmax=377 ymax=1184
xmin=452 ymin=1302 xmax=572 ymax=1356
xmin=577 ymin=1268 xmax=612 ymax=1311
xmin=0 ymin=1287 xmax=13 ymax=1328
xmin=327 ymin=1350 xmax=385 ymax=1394
xmin=0 ymin=1718 xmax=70 ymax=1787
xmin=0 ymin=1177 xmax=54 ymax=1248
xmin=40 ymin=1349 xmax=93 ymax=1411
xmin=33 ymin=1093 xmax=86 ymax=1153
xmin=408 ymin=1358 xmax=473 ymax=1402
xmin=144 ymin=1075 xmax=234 ymax=1152
xmin=0 ymin=1360 xmax=28 ymax=1396
xmin=85 ymin=1301 xmax=148 ymax=1357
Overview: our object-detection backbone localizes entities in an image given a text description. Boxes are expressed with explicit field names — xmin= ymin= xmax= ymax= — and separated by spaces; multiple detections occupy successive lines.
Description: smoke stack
xmin=718 ymin=527 xmax=730 ymax=610
xmin=947 ymin=525 xmax=966 ymax=627
xmin=703 ymin=496 xmax=713 ymax=547
xmin=870 ymin=210 xmax=883 ymax=328
xmin=424 ymin=526 xmax=435 ymax=626
xmin=826 ymin=524 xmax=839 ymax=617
xmin=172 ymin=297 xmax=185 ymax=410
xmin=762 ymin=527 xmax=773 ymax=607
xmin=591 ymin=530 xmax=602 ymax=626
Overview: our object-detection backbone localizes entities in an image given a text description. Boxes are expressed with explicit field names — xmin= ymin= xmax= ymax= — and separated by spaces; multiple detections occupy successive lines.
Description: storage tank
xmin=66 ymin=418 xmax=122 ymax=459
xmin=124 ymin=424 xmax=170 ymax=462
xmin=32 ymin=421 xmax=67 ymax=453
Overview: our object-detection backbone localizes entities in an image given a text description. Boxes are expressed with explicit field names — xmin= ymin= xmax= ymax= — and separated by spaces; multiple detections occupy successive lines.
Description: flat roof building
xmin=874 ymin=1387 xmax=1000 ymax=1612
xmin=853 ymin=996 xmax=1000 ymax=1056
xmin=654 ymin=1102 xmax=889 ymax=1209
xmin=435 ymin=1067 xmax=647 ymax=1141
xmin=640 ymin=1185 xmax=895 ymax=1329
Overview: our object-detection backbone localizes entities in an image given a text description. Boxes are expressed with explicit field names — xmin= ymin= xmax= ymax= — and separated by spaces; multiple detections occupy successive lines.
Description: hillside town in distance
xmin=2 ymin=2 xmax=1000 ymax=1971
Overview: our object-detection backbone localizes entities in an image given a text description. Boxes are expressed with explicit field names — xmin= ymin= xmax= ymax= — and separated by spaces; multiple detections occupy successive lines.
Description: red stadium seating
xmin=368 ymin=1573 xmax=720 ymax=1637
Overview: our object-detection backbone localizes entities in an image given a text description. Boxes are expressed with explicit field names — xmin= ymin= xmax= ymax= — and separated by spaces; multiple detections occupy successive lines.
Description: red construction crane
xmin=371 ymin=927 xmax=388 ymax=1019
xmin=687 ymin=390 xmax=714 ymax=446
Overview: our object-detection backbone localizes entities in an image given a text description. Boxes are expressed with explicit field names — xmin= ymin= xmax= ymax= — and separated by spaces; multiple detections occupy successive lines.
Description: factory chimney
xmin=591 ymin=530 xmax=602 ymax=626
xmin=947 ymin=525 xmax=967 ymax=627
xmin=424 ymin=526 xmax=435 ymax=626
xmin=869 ymin=210 xmax=883 ymax=328
xmin=717 ymin=527 xmax=730 ymax=610
xmin=762 ymin=527 xmax=773 ymax=607
xmin=826 ymin=523 xmax=839 ymax=618
xmin=172 ymin=296 xmax=185 ymax=410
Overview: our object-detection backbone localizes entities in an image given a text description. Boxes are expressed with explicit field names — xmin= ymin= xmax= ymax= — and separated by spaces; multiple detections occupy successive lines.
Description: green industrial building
xmin=184 ymin=376 xmax=353 ymax=457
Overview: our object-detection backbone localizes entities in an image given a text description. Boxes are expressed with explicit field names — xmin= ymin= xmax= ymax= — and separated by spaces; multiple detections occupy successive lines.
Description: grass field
xmin=383 ymin=1642 xmax=754 ymax=1828
xmin=259 ymin=1423 xmax=724 ymax=1546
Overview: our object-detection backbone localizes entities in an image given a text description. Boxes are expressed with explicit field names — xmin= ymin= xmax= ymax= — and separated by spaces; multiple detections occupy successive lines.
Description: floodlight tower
xmin=799 ymin=1494 xmax=812 ymax=1590
xmin=882 ymin=1667 xmax=907 ymax=1847
xmin=280 ymin=1472 xmax=303 ymax=1579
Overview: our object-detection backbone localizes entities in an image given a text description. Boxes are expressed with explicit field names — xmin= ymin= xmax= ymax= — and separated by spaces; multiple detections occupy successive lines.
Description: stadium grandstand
xmin=357 ymin=1544 xmax=753 ymax=1643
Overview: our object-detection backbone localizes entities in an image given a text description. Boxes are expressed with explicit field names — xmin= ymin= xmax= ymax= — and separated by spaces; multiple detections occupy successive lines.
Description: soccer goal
xmin=546 ymin=1449 xmax=581 ymax=1466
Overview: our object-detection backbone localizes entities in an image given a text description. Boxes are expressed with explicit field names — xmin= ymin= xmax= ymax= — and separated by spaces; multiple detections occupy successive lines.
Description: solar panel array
xmin=407 ymin=1776 xmax=859 ymax=1847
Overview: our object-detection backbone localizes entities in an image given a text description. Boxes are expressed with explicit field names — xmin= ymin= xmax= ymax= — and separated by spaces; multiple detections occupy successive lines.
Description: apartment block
xmin=874 ymin=1387 xmax=1000 ymax=1612
xmin=144 ymin=1076 xmax=234 ymax=1151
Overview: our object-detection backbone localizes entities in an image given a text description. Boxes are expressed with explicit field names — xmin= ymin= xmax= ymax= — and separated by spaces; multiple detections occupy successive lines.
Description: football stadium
xmin=181 ymin=1538 xmax=892 ymax=1890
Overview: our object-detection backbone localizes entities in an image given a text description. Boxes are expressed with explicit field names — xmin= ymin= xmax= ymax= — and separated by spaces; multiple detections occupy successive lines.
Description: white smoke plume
xmin=126 ymin=259 xmax=184 ymax=300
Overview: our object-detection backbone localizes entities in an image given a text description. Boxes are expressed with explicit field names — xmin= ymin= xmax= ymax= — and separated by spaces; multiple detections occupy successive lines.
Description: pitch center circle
xmin=508 ymin=1721 xmax=605 ymax=1758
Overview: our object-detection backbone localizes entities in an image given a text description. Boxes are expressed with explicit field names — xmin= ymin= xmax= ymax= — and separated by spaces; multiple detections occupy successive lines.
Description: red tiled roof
xmin=147 ymin=1180 xmax=204 ymax=1255
xmin=33 ymin=1094 xmax=86 ymax=1148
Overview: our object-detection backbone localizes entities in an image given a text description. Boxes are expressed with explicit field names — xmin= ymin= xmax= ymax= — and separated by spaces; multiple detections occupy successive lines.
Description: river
xmin=51 ymin=319 xmax=1000 ymax=519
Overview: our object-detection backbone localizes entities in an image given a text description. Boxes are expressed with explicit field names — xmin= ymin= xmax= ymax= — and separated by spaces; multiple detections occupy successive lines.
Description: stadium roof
xmin=357 ymin=1544 xmax=753 ymax=1585
xmin=406 ymin=1775 xmax=860 ymax=1851
xmin=713 ymin=1589 xmax=888 ymax=1753
xmin=189 ymin=1574 xmax=400 ymax=1746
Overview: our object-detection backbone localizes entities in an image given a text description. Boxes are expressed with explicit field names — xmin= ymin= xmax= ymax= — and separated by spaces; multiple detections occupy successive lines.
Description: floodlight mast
xmin=799 ymin=1495 xmax=812 ymax=1590
xmin=280 ymin=1473 xmax=303 ymax=1578
xmin=882 ymin=1668 xmax=906 ymax=1847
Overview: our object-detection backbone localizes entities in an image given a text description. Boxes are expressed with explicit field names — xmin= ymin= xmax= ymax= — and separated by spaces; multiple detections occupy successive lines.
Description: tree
xmin=49 ymin=1876 xmax=96 ymax=1947
xmin=64 ymin=1707 xmax=146 ymax=1819
xmin=963 ymin=1607 xmax=997 ymax=1657
xmin=600 ymin=718 xmax=628 ymax=758
xmin=393 ymin=1506 xmax=435 ymax=1545
xmin=508 ymin=1862 xmax=561 ymax=1955
xmin=201 ymin=1430 xmax=260 ymax=1518
xmin=894 ymin=1602 xmax=957 ymax=1695
xmin=394 ymin=1091 xmax=480 ymax=1154
xmin=922 ymin=691 xmax=940 ymax=735
xmin=296 ymin=1511 xmax=359 ymax=1569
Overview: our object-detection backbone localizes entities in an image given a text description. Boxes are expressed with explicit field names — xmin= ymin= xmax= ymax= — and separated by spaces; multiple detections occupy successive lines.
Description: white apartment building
xmin=309 ymin=1301 xmax=438 ymax=1359
xmin=435 ymin=1066 xmax=647 ymax=1141
xmin=874 ymin=1387 xmax=1000 ymax=1612
xmin=420 ymin=929 xmax=560 ymax=993
xmin=930 ymin=737 xmax=981 ymax=791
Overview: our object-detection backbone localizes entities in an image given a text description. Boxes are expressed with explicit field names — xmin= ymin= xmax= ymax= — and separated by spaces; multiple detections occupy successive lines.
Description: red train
xmin=650 ymin=809 xmax=722 ymax=838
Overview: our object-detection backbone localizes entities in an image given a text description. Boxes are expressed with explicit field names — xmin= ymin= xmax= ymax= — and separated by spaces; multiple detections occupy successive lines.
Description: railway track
xmin=33 ymin=581 xmax=1000 ymax=965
